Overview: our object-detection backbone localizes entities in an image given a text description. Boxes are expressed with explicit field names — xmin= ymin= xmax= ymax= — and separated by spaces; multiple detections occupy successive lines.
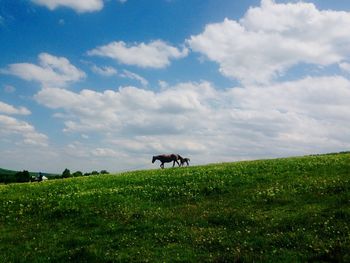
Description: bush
xmin=72 ymin=171 xmax=83 ymax=177
xmin=15 ymin=170 xmax=31 ymax=183
xmin=62 ymin=168 xmax=71 ymax=178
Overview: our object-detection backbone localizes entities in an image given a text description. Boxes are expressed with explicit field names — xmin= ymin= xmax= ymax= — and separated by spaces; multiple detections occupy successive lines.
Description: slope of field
xmin=0 ymin=153 xmax=349 ymax=262
xmin=0 ymin=168 xmax=17 ymax=176
xmin=0 ymin=168 xmax=21 ymax=184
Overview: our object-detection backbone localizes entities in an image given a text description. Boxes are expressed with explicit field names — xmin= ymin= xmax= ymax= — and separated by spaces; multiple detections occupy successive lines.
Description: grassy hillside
xmin=0 ymin=168 xmax=17 ymax=176
xmin=0 ymin=153 xmax=349 ymax=262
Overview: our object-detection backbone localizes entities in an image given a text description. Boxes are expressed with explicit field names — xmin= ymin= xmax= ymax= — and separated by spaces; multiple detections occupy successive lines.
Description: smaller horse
xmin=152 ymin=154 xmax=181 ymax=169
xmin=180 ymin=157 xmax=190 ymax=166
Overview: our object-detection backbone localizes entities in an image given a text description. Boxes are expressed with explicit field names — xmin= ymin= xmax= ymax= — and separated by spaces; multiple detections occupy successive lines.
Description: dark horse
xmin=152 ymin=154 xmax=182 ymax=169
xmin=180 ymin=157 xmax=190 ymax=166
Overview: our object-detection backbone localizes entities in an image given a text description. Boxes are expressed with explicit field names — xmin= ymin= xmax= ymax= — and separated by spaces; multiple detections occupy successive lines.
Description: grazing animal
xmin=180 ymin=157 xmax=190 ymax=166
xmin=152 ymin=154 xmax=182 ymax=169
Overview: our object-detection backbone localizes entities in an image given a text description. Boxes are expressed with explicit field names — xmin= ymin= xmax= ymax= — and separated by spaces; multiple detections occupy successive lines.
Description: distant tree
xmin=83 ymin=172 xmax=91 ymax=176
xmin=100 ymin=170 xmax=109 ymax=175
xmin=72 ymin=171 xmax=83 ymax=177
xmin=15 ymin=170 xmax=31 ymax=183
xmin=91 ymin=171 xmax=99 ymax=175
xmin=62 ymin=168 xmax=71 ymax=178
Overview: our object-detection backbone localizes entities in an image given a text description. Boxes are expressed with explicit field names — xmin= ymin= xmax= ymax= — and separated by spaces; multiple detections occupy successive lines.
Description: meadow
xmin=0 ymin=153 xmax=349 ymax=262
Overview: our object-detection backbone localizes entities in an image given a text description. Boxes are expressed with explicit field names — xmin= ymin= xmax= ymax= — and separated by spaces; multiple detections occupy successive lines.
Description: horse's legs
xmin=160 ymin=163 xmax=164 ymax=169
xmin=176 ymin=160 xmax=180 ymax=167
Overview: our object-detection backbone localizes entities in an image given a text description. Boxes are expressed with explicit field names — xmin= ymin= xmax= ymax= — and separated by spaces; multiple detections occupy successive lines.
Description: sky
xmin=1 ymin=0 xmax=350 ymax=173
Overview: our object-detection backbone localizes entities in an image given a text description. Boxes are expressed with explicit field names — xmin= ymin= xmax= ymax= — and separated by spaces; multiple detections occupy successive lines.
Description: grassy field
xmin=0 ymin=153 xmax=349 ymax=262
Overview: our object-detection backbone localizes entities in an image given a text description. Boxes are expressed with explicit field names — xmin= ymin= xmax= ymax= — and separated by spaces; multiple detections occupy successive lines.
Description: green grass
xmin=1 ymin=153 xmax=350 ymax=262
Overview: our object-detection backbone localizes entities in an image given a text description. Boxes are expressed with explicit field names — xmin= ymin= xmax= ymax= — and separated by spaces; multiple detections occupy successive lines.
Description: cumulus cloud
xmin=1 ymin=53 xmax=86 ymax=88
xmin=88 ymin=40 xmax=189 ymax=68
xmin=0 ymin=101 xmax=48 ymax=151
xmin=31 ymin=0 xmax=104 ymax=13
xmin=0 ymin=114 xmax=48 ymax=147
xmin=188 ymin=0 xmax=350 ymax=84
xmin=0 ymin=101 xmax=31 ymax=115
xmin=33 ymin=77 xmax=350 ymax=169
xmin=5 ymin=75 xmax=349 ymax=172
xmin=226 ymin=76 xmax=350 ymax=146
xmin=34 ymin=82 xmax=210 ymax=135
xmin=91 ymin=148 xmax=120 ymax=158
xmin=91 ymin=65 xmax=118 ymax=76
xmin=339 ymin=62 xmax=350 ymax=73
xmin=120 ymin=70 xmax=148 ymax=86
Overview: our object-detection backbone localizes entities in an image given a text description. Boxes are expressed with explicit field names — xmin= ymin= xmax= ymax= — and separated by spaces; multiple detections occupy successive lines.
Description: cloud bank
xmin=2 ymin=53 xmax=86 ymax=88
xmin=0 ymin=105 xmax=48 ymax=147
xmin=88 ymin=40 xmax=188 ymax=68
xmin=31 ymin=0 xmax=104 ymax=13
xmin=34 ymin=76 xmax=350 ymax=170
xmin=188 ymin=0 xmax=350 ymax=84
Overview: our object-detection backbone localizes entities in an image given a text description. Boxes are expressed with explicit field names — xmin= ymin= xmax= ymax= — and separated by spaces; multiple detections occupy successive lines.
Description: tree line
xmin=0 ymin=170 xmax=33 ymax=184
xmin=0 ymin=169 xmax=109 ymax=184
xmin=61 ymin=168 xmax=109 ymax=178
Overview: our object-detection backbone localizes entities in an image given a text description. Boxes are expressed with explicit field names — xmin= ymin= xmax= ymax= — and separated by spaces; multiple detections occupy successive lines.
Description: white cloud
xmin=158 ymin=80 xmax=169 ymax=89
xmin=0 ymin=103 xmax=48 ymax=160
xmin=0 ymin=101 xmax=31 ymax=115
xmin=339 ymin=62 xmax=350 ymax=73
xmin=0 ymin=114 xmax=48 ymax=147
xmin=33 ymin=76 xmax=350 ymax=170
xmin=188 ymin=0 xmax=350 ymax=84
xmin=88 ymin=40 xmax=188 ymax=68
xmin=91 ymin=65 xmax=117 ymax=76
xmin=34 ymin=82 xmax=210 ymax=135
xmin=31 ymin=0 xmax=104 ymax=13
xmin=120 ymin=70 xmax=148 ymax=86
xmin=3 ymin=75 xmax=348 ymax=172
xmin=2 ymin=53 xmax=86 ymax=88
xmin=91 ymin=148 xmax=120 ymax=158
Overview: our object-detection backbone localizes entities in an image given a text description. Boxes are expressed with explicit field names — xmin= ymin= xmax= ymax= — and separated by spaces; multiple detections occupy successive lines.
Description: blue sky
xmin=1 ymin=0 xmax=350 ymax=173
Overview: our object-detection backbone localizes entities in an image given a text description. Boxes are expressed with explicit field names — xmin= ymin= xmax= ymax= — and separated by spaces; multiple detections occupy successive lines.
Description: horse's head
xmin=152 ymin=156 xmax=156 ymax=163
